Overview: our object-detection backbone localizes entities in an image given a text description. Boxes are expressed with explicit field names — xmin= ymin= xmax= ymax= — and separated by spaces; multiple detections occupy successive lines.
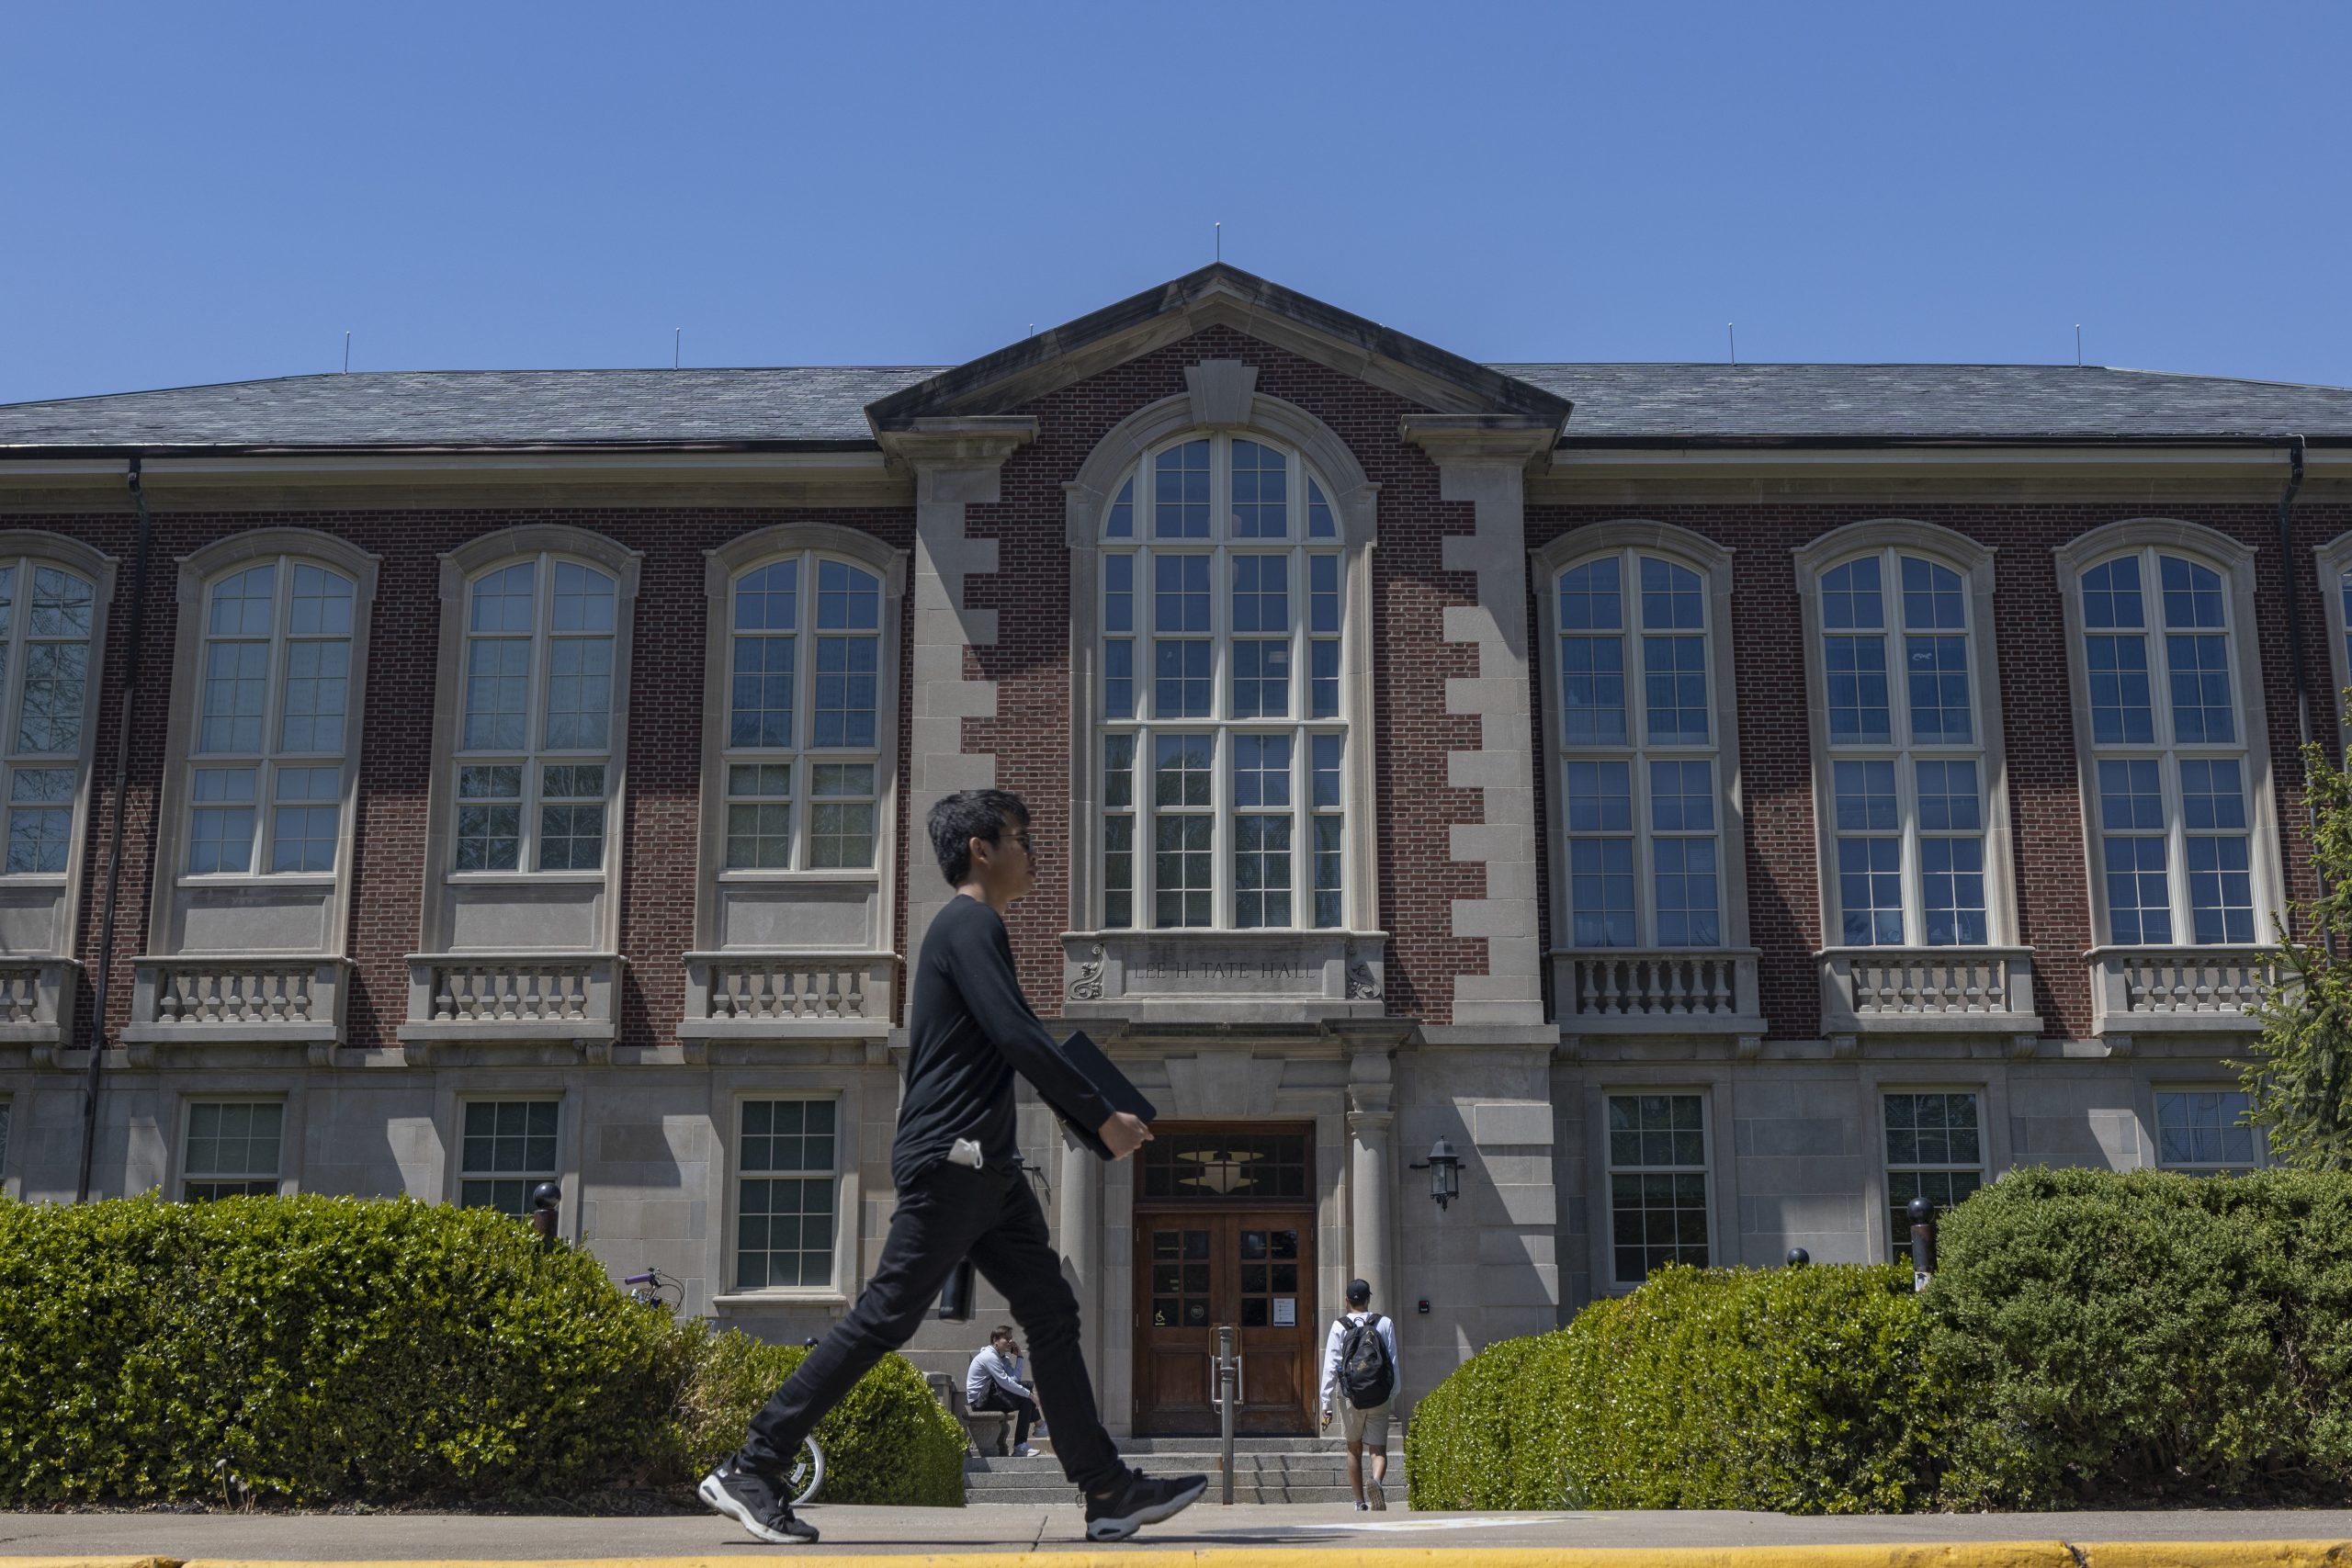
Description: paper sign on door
xmin=1272 ymin=1297 xmax=1296 ymax=1325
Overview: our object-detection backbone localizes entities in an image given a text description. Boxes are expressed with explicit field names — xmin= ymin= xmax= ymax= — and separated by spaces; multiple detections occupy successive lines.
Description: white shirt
xmin=967 ymin=1344 xmax=1027 ymax=1404
xmin=1318 ymin=1309 xmax=1399 ymax=1412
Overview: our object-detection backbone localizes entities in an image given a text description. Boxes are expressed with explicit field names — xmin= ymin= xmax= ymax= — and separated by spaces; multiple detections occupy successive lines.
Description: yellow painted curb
xmin=2080 ymin=1543 xmax=2352 ymax=1567
xmin=180 ymin=1550 xmax=2084 ymax=1568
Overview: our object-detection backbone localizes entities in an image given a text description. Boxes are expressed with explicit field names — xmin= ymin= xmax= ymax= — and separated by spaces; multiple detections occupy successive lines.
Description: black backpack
xmin=1337 ymin=1312 xmax=1394 ymax=1408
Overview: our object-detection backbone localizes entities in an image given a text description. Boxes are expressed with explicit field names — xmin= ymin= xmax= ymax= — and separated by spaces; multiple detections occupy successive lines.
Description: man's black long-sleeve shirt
xmin=891 ymin=894 xmax=1115 ymax=1190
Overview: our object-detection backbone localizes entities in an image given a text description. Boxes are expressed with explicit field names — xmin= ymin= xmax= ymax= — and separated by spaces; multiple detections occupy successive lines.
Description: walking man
xmin=1318 ymin=1278 xmax=1399 ymax=1511
xmin=699 ymin=789 xmax=1204 ymax=1544
xmin=967 ymin=1325 xmax=1042 ymax=1456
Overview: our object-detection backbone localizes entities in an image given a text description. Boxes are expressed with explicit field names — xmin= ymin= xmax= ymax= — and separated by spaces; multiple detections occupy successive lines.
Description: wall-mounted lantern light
xmin=1409 ymin=1136 xmax=1462 ymax=1211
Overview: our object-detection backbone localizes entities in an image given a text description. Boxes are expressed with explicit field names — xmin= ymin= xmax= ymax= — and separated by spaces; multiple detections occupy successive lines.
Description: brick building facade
xmin=2 ymin=265 xmax=2347 ymax=1436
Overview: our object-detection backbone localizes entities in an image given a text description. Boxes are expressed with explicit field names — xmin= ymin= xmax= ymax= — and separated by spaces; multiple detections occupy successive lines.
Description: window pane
xmin=726 ymin=802 xmax=793 ymax=869
xmin=1153 ymin=814 xmax=1213 ymax=928
xmin=287 ymin=564 xmax=354 ymax=636
xmin=199 ymin=641 xmax=269 ymax=753
xmin=730 ymin=636 xmax=796 ymax=748
xmin=1920 ymin=836 xmax=1986 ymax=945
xmin=2165 ymin=633 xmax=2234 ymax=743
xmin=1153 ymin=441 xmax=1210 ymax=538
xmin=1232 ymin=734 xmax=1291 ymax=808
xmin=1105 ymin=554 xmax=1133 ymax=633
xmin=1825 ymin=635 xmax=1890 ymax=744
xmin=2086 ymin=633 xmax=2154 ymax=744
xmin=1153 ymin=638 xmax=1211 ymax=718
xmin=1230 ymin=439 xmax=1287 ymax=537
xmin=1105 ymin=478 xmax=1135 ymax=539
xmin=277 ymin=638 xmax=350 ymax=752
xmin=1307 ymin=479 xmax=1336 ymax=539
xmin=2186 ymin=835 xmax=2254 ymax=943
xmin=550 ymin=560 xmax=616 ymax=633
xmin=812 ymin=635 xmax=878 ymax=747
xmin=1916 ymin=760 xmax=1981 ymax=831
xmin=6 ymin=767 xmax=75 ymax=874
xmin=1559 ymin=558 xmax=1623 ymax=631
xmin=16 ymin=640 xmax=87 ymax=755
xmin=1154 ymin=734 xmax=1212 ymax=807
xmin=808 ymin=800 xmax=876 ymax=869
xmin=816 ymin=559 xmax=879 ymax=630
xmin=1821 ymin=557 xmax=1884 ymax=630
xmin=735 ymin=560 xmax=798 ymax=630
xmin=470 ymin=562 xmax=537 ymax=633
xmin=1642 ymin=635 xmax=1708 ymax=741
xmin=1568 ymin=838 xmax=1634 ymax=947
xmin=1652 ymin=837 xmax=1719 ymax=946
xmin=209 ymin=565 xmax=277 ymax=637
xmin=1639 ymin=557 xmax=1702 ymax=632
xmin=1560 ymin=636 xmax=1627 ymax=744
xmin=1905 ymin=635 xmax=1972 ymax=743
xmin=461 ymin=640 xmax=530 ymax=750
xmin=189 ymin=768 xmax=257 ymax=874
xmin=1565 ymin=761 xmax=1632 ymax=832
xmin=2103 ymin=834 xmax=2171 ymax=945
xmin=30 ymin=567 xmax=94 ymax=637
xmin=544 ymin=637 xmax=614 ymax=750
xmin=1838 ymin=837 xmax=1904 ymax=945
xmin=1234 ymin=814 xmax=1292 ymax=928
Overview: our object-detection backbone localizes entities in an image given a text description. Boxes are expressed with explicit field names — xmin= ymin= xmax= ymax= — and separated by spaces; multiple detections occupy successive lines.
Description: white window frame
xmin=729 ymin=1093 xmax=844 ymax=1295
xmin=178 ymin=1097 xmax=288 ymax=1201
xmin=1534 ymin=524 xmax=1749 ymax=953
xmin=454 ymin=1095 xmax=562 ymax=1218
xmin=179 ymin=552 xmax=363 ymax=881
xmin=2152 ymin=1085 xmax=2265 ymax=1173
xmin=0 ymin=533 xmax=116 ymax=924
xmin=1794 ymin=521 xmax=2019 ymax=952
xmin=420 ymin=527 xmax=639 ymax=957
xmin=1065 ymin=381 xmax=1381 ymax=940
xmin=2055 ymin=520 xmax=2284 ymax=951
xmin=1878 ymin=1088 xmax=1985 ymax=1263
xmin=1602 ymin=1089 xmax=1714 ymax=1285
xmin=2310 ymin=528 xmax=2352 ymax=748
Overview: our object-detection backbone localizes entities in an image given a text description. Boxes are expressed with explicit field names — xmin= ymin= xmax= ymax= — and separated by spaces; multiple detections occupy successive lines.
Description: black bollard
xmin=1784 ymin=1247 xmax=1810 ymax=1268
xmin=528 ymin=1180 xmax=561 ymax=1250
xmin=1906 ymin=1195 xmax=1938 ymax=1291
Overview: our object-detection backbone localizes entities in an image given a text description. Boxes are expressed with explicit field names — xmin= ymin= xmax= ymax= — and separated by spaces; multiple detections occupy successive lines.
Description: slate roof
xmin=2 ymin=362 xmax=2348 ymax=455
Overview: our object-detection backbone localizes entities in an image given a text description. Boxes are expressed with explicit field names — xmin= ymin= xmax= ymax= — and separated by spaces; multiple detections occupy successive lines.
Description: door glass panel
xmin=1272 ymin=1263 xmax=1298 ymax=1292
xmin=1240 ymin=1230 xmax=1269 ymax=1258
xmin=1241 ymin=1264 xmax=1267 ymax=1292
xmin=1271 ymin=1229 xmax=1298 ymax=1259
xmin=1149 ymin=1227 xmax=1214 ymax=1328
xmin=1182 ymin=1229 xmax=1209 ymax=1258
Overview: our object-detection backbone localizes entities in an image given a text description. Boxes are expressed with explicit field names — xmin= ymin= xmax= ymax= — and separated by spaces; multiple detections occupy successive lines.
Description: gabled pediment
xmin=864 ymin=263 xmax=1571 ymax=434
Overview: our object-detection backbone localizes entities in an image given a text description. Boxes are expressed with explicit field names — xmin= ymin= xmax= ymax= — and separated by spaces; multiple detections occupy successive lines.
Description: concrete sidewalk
xmin=4 ymin=1504 xmax=2352 ymax=1562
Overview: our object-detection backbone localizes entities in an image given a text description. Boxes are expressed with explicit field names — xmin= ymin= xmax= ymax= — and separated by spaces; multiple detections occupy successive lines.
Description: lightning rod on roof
xmin=2076 ymin=324 xmax=2083 ymax=367
xmin=674 ymin=328 xmax=682 ymax=370
xmin=1216 ymin=221 xmax=1222 ymax=264
xmin=343 ymin=332 xmax=351 ymax=374
xmin=1727 ymin=323 xmax=1736 ymax=367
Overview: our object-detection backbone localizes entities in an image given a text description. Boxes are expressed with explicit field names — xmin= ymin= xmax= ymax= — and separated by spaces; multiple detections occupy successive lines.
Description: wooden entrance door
xmin=1133 ymin=1212 xmax=1317 ymax=1434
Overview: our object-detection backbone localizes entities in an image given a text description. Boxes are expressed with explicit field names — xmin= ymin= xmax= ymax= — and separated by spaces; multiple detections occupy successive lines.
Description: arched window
xmin=1809 ymin=545 xmax=1991 ymax=947
xmin=1094 ymin=431 xmax=1348 ymax=930
xmin=187 ymin=555 xmax=357 ymax=876
xmin=2070 ymin=538 xmax=2263 ymax=945
xmin=722 ymin=553 xmax=884 ymax=871
xmin=1550 ymin=545 xmax=1725 ymax=947
xmin=0 ymin=555 xmax=99 ymax=876
xmin=454 ymin=553 xmax=617 ymax=874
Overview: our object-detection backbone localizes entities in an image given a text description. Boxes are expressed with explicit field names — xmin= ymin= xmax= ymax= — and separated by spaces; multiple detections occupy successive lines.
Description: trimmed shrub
xmin=1926 ymin=1166 xmax=2352 ymax=1507
xmin=1408 ymin=1262 xmax=1941 ymax=1513
xmin=0 ymin=1193 xmax=964 ymax=1508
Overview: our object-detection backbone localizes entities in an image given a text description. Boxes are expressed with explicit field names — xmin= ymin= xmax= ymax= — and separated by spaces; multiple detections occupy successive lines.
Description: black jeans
xmin=739 ymin=1160 xmax=1123 ymax=1492
xmin=972 ymin=1383 xmax=1038 ymax=1449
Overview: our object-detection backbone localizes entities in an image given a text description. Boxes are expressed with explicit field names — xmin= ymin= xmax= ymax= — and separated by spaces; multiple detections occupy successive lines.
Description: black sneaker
xmin=698 ymin=1458 xmax=819 ymax=1544
xmin=1083 ymin=1468 xmax=1207 ymax=1541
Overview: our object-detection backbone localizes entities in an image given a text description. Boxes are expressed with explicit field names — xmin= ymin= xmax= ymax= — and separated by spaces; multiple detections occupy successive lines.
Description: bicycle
xmin=625 ymin=1267 xmax=825 ymax=1506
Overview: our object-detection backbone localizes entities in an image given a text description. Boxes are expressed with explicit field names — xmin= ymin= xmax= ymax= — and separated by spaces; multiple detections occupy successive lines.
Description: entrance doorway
xmin=1131 ymin=1125 xmax=1318 ymax=1436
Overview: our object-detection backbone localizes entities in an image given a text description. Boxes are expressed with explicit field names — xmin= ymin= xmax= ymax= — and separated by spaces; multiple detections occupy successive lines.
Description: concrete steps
xmin=963 ymin=1437 xmax=1406 ymax=1506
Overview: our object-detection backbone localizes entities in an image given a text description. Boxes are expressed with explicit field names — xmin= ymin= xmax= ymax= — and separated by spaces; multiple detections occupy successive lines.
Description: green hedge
xmin=1927 ymin=1166 xmax=2352 ymax=1507
xmin=1407 ymin=1261 xmax=1941 ymax=1513
xmin=0 ymin=1193 xmax=965 ymax=1508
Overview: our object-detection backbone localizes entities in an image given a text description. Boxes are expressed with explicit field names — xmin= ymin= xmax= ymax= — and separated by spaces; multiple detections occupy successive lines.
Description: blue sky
xmin=4 ymin=1 xmax=2346 ymax=404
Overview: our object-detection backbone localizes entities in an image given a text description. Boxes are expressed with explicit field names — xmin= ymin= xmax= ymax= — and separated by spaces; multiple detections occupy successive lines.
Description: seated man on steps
xmin=967 ymin=1325 xmax=1042 ymax=1456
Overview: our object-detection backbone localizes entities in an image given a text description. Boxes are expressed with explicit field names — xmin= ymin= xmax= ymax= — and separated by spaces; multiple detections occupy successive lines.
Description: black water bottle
xmin=937 ymin=1257 xmax=977 ymax=1321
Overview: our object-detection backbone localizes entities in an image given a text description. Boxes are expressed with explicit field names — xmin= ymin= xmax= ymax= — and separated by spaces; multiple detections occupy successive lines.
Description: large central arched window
xmin=1094 ymin=432 xmax=1349 ymax=930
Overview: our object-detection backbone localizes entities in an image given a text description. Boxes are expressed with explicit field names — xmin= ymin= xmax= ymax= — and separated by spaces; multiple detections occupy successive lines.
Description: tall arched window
xmin=722 ymin=553 xmax=883 ymax=871
xmin=1550 ymin=546 xmax=1725 ymax=947
xmin=454 ymin=553 xmax=616 ymax=874
xmin=1094 ymin=432 xmax=1349 ymax=930
xmin=2071 ymin=538 xmax=2263 ymax=945
xmin=0 ymin=555 xmax=99 ymax=876
xmin=187 ymin=555 xmax=357 ymax=876
xmin=1810 ymin=546 xmax=1989 ymax=947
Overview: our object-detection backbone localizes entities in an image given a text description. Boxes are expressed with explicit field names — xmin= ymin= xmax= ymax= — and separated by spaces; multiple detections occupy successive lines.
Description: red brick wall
xmin=1525 ymin=501 xmax=2351 ymax=1041
xmin=19 ymin=504 xmax=912 ymax=1052
xmin=970 ymin=324 xmax=1489 ymax=1025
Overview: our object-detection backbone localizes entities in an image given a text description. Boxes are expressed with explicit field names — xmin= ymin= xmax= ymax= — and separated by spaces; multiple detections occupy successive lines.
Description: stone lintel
xmin=877 ymin=416 xmax=1039 ymax=474
xmin=1400 ymin=414 xmax=1561 ymax=471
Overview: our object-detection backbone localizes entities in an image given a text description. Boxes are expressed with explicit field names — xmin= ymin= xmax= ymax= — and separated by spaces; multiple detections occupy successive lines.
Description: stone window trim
xmin=173 ymin=1092 xmax=292 ymax=1201
xmin=0 ymin=530 xmax=117 ymax=940
xmin=1583 ymin=1074 xmax=1736 ymax=1296
xmin=419 ymin=525 xmax=641 ymax=954
xmin=437 ymin=1081 xmax=581 ymax=1239
xmin=693 ymin=524 xmax=907 ymax=936
xmin=1061 ymin=364 xmax=1387 ymax=1014
xmin=1858 ymin=1064 xmax=2009 ymax=1262
xmin=2310 ymin=527 xmax=2352 ymax=746
xmin=714 ymin=1087 xmax=856 ymax=1305
xmin=1792 ymin=519 xmax=2023 ymax=954
xmin=149 ymin=527 xmax=380 ymax=954
xmin=0 ymin=1089 xmax=15 ymax=1201
xmin=2052 ymin=518 xmax=2286 ymax=956
xmin=1533 ymin=522 xmax=1753 ymax=956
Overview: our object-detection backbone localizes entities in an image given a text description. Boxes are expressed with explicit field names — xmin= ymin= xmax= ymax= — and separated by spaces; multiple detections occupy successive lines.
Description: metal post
xmin=529 ymin=1180 xmax=561 ymax=1251
xmin=1907 ymin=1196 xmax=1938 ymax=1292
xmin=1216 ymin=1324 xmax=1236 ymax=1506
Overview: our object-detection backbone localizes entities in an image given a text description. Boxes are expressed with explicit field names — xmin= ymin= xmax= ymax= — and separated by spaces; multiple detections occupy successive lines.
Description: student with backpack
xmin=1317 ymin=1277 xmax=1400 ymax=1511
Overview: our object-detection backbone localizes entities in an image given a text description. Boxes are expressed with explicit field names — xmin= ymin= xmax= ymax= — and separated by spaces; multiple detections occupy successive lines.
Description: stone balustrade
xmin=0 ymin=955 xmax=76 ymax=1050
xmin=1818 ymin=947 xmax=2041 ymax=1035
xmin=681 ymin=952 xmax=897 ymax=1042
xmin=1552 ymin=948 xmax=1765 ymax=1035
xmin=2086 ymin=946 xmax=2277 ymax=1036
xmin=124 ymin=955 xmax=348 ymax=1044
xmin=401 ymin=952 xmax=624 ymax=1049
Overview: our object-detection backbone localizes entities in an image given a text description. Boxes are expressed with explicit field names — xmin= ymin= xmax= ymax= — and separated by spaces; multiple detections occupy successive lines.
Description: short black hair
xmin=1346 ymin=1278 xmax=1372 ymax=1306
xmin=931 ymin=789 xmax=1029 ymax=886
xmin=990 ymin=1324 xmax=1016 ymax=1344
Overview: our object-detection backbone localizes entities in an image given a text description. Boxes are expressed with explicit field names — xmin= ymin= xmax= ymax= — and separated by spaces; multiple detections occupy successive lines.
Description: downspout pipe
xmin=2274 ymin=436 xmax=2324 ymax=950
xmin=74 ymin=457 xmax=155 ymax=1202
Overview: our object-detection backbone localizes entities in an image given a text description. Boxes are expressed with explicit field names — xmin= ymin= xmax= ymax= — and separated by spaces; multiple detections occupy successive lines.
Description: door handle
xmin=1208 ymin=1348 xmax=1246 ymax=1406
